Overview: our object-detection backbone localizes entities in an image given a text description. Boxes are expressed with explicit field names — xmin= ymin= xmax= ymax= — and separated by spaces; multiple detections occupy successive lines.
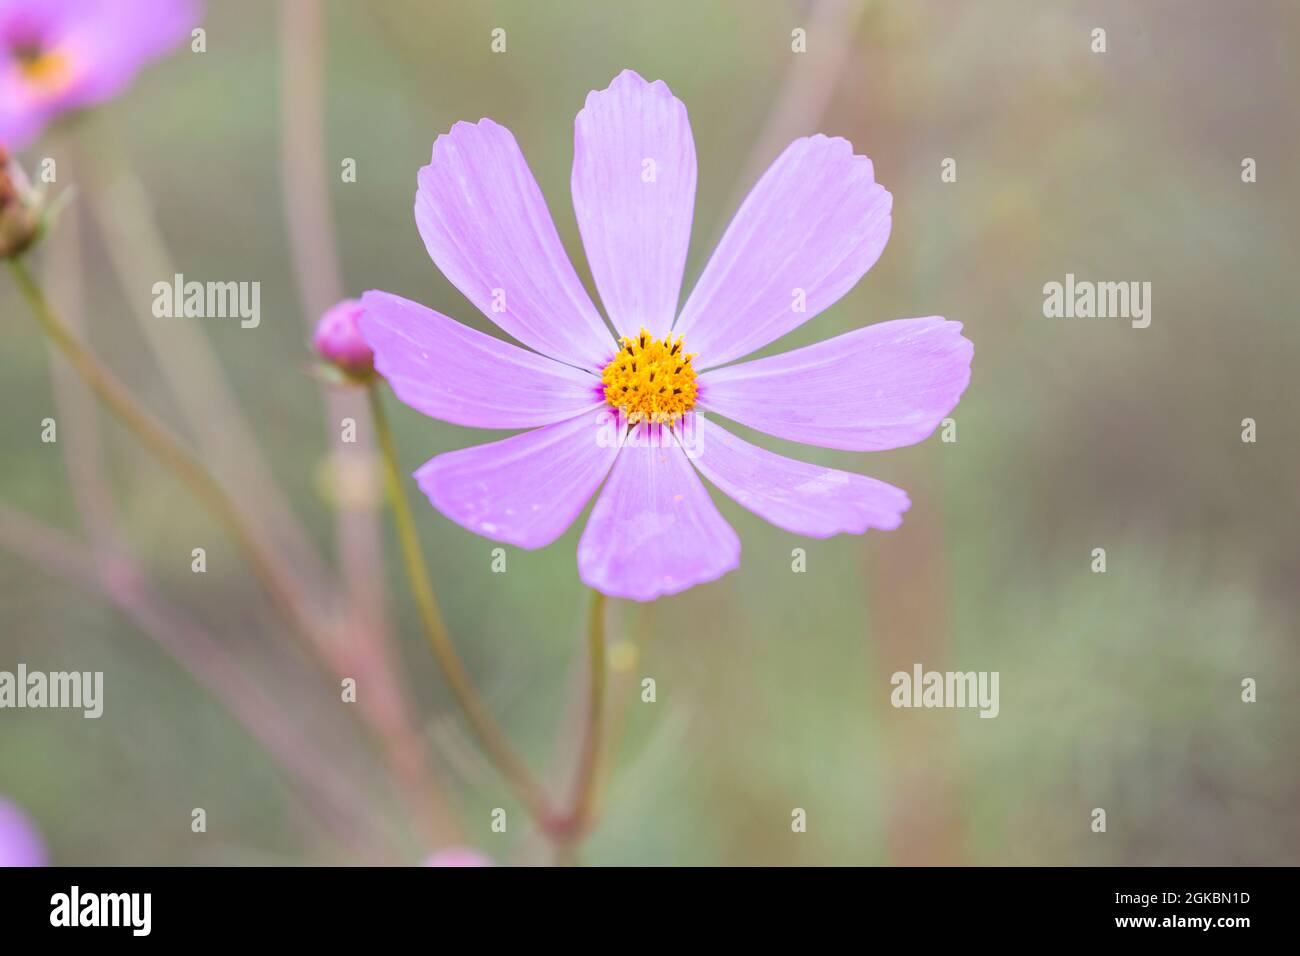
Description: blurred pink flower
xmin=362 ymin=69 xmax=972 ymax=601
xmin=0 ymin=796 xmax=47 ymax=866
xmin=0 ymin=0 xmax=201 ymax=150
xmin=422 ymin=847 xmax=492 ymax=867
xmin=314 ymin=298 xmax=375 ymax=378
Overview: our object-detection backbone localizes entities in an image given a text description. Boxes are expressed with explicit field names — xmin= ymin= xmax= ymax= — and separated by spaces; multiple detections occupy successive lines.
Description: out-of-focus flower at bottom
xmin=0 ymin=796 xmax=47 ymax=867
xmin=422 ymin=847 xmax=492 ymax=867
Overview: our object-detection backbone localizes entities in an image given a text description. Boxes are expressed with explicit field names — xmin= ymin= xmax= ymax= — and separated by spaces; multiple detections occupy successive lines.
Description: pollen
xmin=600 ymin=327 xmax=698 ymax=425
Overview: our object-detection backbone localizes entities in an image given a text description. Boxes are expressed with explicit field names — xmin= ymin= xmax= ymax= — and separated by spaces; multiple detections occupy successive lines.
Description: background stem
xmin=9 ymin=258 xmax=320 ymax=645
xmin=277 ymin=0 xmax=451 ymax=849
xmin=0 ymin=504 xmax=392 ymax=862
xmin=367 ymin=382 xmax=555 ymax=826
xmin=563 ymin=589 xmax=608 ymax=839
xmin=10 ymin=254 xmax=467 ymax=852
xmin=74 ymin=111 xmax=336 ymax=608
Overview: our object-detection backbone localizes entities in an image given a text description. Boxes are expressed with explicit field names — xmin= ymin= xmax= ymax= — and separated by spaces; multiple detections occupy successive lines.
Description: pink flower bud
xmin=0 ymin=147 xmax=42 ymax=260
xmin=313 ymin=299 xmax=374 ymax=378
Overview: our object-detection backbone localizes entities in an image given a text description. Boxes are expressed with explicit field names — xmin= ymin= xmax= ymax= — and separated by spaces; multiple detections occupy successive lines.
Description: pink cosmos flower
xmin=361 ymin=70 xmax=973 ymax=602
xmin=0 ymin=0 xmax=200 ymax=150
xmin=0 ymin=796 xmax=47 ymax=866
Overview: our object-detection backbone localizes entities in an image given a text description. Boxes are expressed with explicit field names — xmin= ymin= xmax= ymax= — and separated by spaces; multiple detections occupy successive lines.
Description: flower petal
xmin=56 ymin=0 xmax=199 ymax=103
xmin=690 ymin=417 xmax=910 ymax=536
xmin=415 ymin=411 xmax=618 ymax=549
xmin=415 ymin=118 xmax=616 ymax=370
xmin=571 ymin=69 xmax=696 ymax=340
xmin=699 ymin=316 xmax=972 ymax=451
xmin=360 ymin=291 xmax=603 ymax=430
xmin=0 ymin=88 xmax=43 ymax=151
xmin=578 ymin=424 xmax=739 ymax=601
xmin=674 ymin=134 xmax=892 ymax=369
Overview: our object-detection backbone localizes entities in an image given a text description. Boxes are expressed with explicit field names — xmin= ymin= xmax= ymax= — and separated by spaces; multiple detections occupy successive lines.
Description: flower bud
xmin=0 ymin=147 xmax=42 ymax=260
xmin=313 ymin=298 xmax=374 ymax=380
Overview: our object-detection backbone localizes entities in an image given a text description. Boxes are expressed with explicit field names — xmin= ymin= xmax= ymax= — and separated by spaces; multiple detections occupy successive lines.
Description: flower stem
xmin=565 ymin=589 xmax=608 ymax=836
xmin=75 ymin=111 xmax=337 ymax=603
xmin=366 ymin=382 xmax=554 ymax=825
xmin=8 ymin=258 xmax=322 ymax=661
xmin=0 ymin=502 xmax=392 ymax=862
xmin=13 ymin=257 xmax=464 ymax=852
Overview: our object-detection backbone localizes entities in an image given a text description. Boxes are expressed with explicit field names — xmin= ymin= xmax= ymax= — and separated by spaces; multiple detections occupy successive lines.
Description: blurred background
xmin=1 ymin=0 xmax=1297 ymax=865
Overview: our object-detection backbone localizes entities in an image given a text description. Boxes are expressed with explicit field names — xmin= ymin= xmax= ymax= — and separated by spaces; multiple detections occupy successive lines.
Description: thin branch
xmin=0 ymin=504 xmax=391 ymax=862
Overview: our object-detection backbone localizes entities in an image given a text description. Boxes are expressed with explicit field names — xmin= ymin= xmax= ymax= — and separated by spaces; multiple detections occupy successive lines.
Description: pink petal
xmin=360 ymin=291 xmax=603 ymax=430
xmin=55 ymin=0 xmax=200 ymax=103
xmin=415 ymin=411 xmax=618 ymax=549
xmin=699 ymin=317 xmax=972 ymax=451
xmin=572 ymin=69 xmax=696 ymax=340
xmin=415 ymin=119 xmax=617 ymax=370
xmin=690 ymin=417 xmax=910 ymax=536
xmin=0 ymin=797 xmax=46 ymax=867
xmin=674 ymin=135 xmax=892 ymax=369
xmin=578 ymin=425 xmax=739 ymax=601
xmin=0 ymin=90 xmax=43 ymax=151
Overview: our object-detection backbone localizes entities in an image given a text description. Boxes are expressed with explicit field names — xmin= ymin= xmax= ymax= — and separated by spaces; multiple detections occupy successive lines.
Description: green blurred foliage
xmin=0 ymin=0 xmax=1296 ymax=865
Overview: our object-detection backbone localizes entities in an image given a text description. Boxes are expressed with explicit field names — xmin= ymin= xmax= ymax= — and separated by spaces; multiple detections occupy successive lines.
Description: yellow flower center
xmin=600 ymin=327 xmax=698 ymax=425
xmin=14 ymin=44 xmax=74 ymax=95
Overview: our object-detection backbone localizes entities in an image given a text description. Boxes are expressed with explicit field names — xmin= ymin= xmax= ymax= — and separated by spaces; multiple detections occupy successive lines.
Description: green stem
xmin=565 ymin=589 xmax=608 ymax=837
xmin=9 ymin=258 xmax=320 ymax=653
xmin=13 ymin=257 xmax=465 ymax=853
xmin=366 ymin=382 xmax=555 ymax=825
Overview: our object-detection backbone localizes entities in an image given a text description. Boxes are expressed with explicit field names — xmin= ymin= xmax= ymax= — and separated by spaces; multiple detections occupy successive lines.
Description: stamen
xmin=600 ymin=327 xmax=698 ymax=425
